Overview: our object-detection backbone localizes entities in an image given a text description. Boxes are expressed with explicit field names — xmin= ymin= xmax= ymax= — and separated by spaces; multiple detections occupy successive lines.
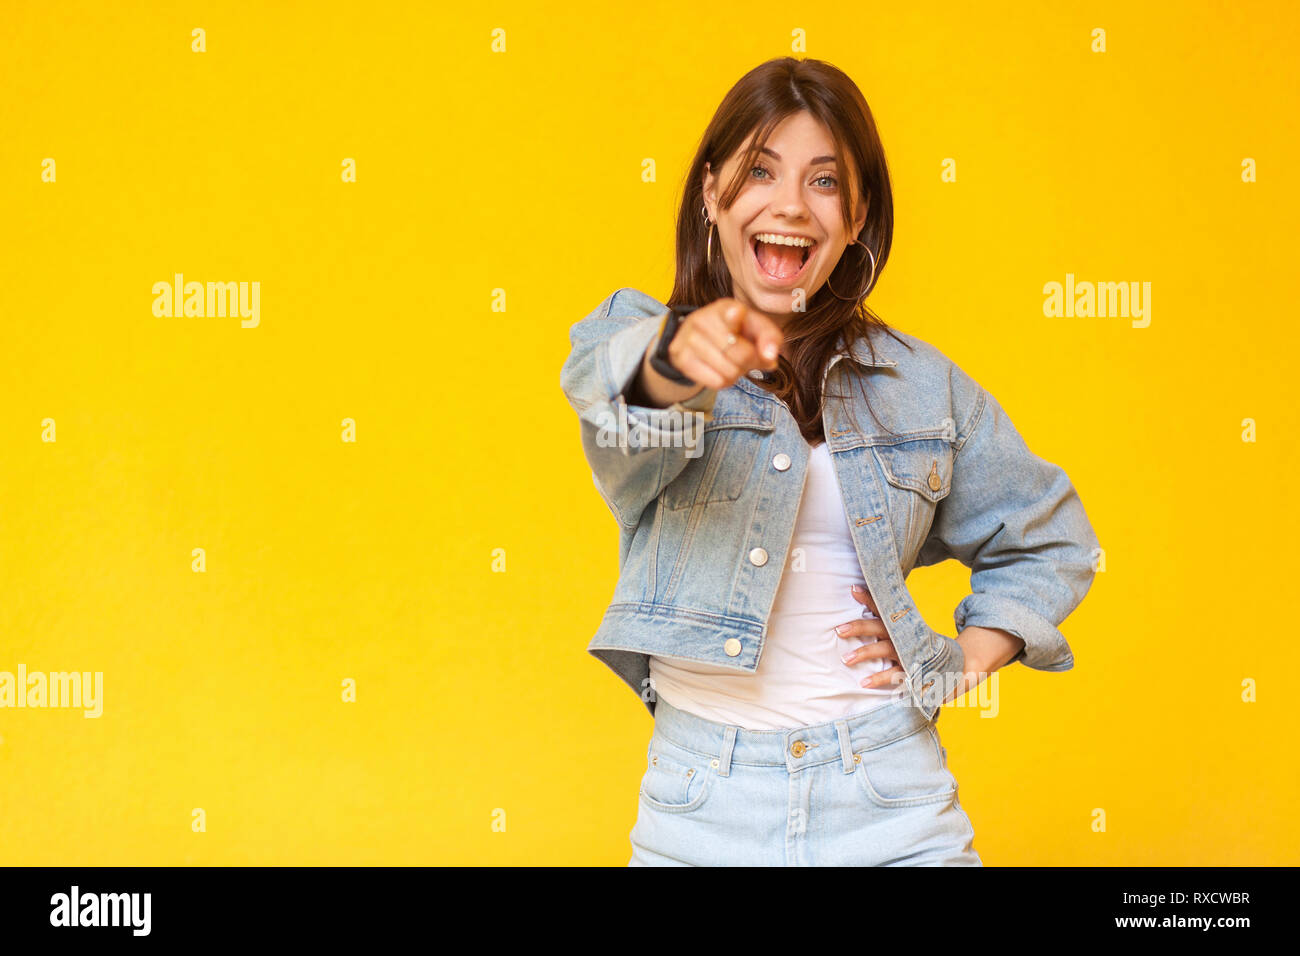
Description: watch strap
xmin=648 ymin=305 xmax=698 ymax=386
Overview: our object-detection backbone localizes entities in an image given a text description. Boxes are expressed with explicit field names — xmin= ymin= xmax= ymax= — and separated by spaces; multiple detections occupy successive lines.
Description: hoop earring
xmin=702 ymin=204 xmax=715 ymax=268
xmin=824 ymin=237 xmax=877 ymax=303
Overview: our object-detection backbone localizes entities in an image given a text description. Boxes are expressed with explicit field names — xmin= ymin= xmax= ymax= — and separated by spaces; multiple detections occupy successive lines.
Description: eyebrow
xmin=758 ymin=146 xmax=838 ymax=166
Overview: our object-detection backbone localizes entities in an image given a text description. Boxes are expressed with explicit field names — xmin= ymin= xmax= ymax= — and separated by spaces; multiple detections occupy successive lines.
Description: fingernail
xmin=762 ymin=343 xmax=777 ymax=359
xmin=851 ymin=585 xmax=866 ymax=596
xmin=841 ymin=652 xmax=856 ymax=664
xmin=861 ymin=676 xmax=874 ymax=688
xmin=834 ymin=623 xmax=850 ymax=635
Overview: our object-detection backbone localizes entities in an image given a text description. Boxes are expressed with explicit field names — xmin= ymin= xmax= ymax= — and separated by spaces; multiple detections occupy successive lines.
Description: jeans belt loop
xmin=835 ymin=720 xmax=856 ymax=774
xmin=718 ymin=725 xmax=738 ymax=777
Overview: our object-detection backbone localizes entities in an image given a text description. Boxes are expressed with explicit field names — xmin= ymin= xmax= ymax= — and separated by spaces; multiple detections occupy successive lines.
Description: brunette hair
xmin=668 ymin=56 xmax=912 ymax=443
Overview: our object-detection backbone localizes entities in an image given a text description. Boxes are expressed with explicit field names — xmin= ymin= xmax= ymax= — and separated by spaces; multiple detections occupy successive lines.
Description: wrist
xmin=956 ymin=626 xmax=1025 ymax=678
xmin=648 ymin=307 xmax=698 ymax=387
xmin=634 ymin=335 xmax=705 ymax=407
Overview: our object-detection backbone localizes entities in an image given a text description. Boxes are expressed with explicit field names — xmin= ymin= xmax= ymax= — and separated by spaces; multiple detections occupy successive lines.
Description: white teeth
xmin=754 ymin=233 xmax=815 ymax=247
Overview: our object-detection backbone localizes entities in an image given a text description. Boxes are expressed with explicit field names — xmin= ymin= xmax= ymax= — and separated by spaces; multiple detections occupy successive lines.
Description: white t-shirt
xmin=648 ymin=440 xmax=907 ymax=729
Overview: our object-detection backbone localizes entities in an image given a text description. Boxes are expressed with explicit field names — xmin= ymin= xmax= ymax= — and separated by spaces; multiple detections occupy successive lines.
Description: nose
xmin=772 ymin=173 xmax=811 ymax=220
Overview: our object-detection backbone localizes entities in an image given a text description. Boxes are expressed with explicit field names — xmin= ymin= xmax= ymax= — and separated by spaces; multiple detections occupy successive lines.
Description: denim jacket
xmin=560 ymin=287 xmax=1099 ymax=720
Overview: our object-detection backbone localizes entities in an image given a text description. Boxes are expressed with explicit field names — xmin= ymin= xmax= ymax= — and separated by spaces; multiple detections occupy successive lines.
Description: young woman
xmin=560 ymin=57 xmax=1099 ymax=866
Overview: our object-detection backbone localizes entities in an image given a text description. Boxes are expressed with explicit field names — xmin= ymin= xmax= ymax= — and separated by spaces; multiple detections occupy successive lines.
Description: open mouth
xmin=750 ymin=234 xmax=817 ymax=283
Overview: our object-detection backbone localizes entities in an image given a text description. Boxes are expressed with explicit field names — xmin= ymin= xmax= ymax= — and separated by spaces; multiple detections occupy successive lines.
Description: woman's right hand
xmin=637 ymin=299 xmax=785 ymax=405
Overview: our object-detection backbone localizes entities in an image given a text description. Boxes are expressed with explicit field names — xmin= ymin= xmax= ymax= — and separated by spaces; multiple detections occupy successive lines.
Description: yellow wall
xmin=1 ymin=0 xmax=1295 ymax=865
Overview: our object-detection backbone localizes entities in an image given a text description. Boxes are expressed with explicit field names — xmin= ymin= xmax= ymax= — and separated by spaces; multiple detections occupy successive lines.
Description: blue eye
xmin=751 ymin=164 xmax=837 ymax=188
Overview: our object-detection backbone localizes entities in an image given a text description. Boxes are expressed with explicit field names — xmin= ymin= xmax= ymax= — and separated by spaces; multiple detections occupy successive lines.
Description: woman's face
xmin=702 ymin=110 xmax=868 ymax=323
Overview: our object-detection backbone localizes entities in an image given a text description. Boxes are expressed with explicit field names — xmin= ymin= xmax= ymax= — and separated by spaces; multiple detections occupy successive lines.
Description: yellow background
xmin=1 ymin=0 xmax=1295 ymax=865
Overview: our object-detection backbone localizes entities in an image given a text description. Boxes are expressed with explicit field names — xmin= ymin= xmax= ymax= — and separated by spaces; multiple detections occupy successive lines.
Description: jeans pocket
xmin=854 ymin=724 xmax=958 ymax=809
xmin=639 ymin=734 xmax=715 ymax=814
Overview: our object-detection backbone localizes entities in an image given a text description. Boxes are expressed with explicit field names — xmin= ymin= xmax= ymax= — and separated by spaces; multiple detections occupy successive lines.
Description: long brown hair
xmin=668 ymin=57 xmax=912 ymax=444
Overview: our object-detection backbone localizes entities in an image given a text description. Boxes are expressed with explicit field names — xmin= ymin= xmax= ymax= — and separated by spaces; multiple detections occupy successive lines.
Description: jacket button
xmin=928 ymin=461 xmax=942 ymax=492
xmin=724 ymin=637 xmax=742 ymax=657
xmin=772 ymin=453 xmax=791 ymax=471
xmin=749 ymin=547 xmax=769 ymax=566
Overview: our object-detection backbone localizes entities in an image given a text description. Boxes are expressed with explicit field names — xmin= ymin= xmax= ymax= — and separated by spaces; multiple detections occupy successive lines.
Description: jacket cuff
xmin=953 ymin=592 xmax=1075 ymax=671
xmin=603 ymin=311 xmax=666 ymax=408
xmin=673 ymin=386 xmax=718 ymax=416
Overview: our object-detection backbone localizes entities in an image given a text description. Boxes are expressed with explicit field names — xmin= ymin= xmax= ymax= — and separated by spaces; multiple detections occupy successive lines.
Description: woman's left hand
xmin=835 ymin=584 xmax=903 ymax=689
xmin=837 ymin=586 xmax=1025 ymax=702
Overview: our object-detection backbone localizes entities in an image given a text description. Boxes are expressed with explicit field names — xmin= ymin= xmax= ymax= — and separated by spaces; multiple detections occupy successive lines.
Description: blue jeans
xmin=629 ymin=694 xmax=982 ymax=866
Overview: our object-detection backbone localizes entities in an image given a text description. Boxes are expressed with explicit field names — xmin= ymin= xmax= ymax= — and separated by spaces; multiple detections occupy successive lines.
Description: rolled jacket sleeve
xmin=916 ymin=376 xmax=1100 ymax=672
xmin=560 ymin=288 xmax=718 ymax=530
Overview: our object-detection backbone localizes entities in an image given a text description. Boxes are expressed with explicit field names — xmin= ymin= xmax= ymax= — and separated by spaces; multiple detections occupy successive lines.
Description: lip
xmin=750 ymin=234 xmax=818 ymax=286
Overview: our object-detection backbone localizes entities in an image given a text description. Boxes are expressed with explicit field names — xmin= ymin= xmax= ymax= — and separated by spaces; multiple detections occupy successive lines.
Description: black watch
xmin=649 ymin=304 xmax=700 ymax=386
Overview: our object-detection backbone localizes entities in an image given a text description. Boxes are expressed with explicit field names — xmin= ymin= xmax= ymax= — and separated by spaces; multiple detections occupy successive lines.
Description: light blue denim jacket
xmin=560 ymin=287 xmax=1100 ymax=720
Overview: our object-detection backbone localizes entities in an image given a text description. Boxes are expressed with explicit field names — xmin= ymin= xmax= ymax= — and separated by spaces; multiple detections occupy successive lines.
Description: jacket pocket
xmin=660 ymin=422 xmax=764 ymax=511
xmin=854 ymin=724 xmax=958 ymax=809
xmin=868 ymin=437 xmax=954 ymax=561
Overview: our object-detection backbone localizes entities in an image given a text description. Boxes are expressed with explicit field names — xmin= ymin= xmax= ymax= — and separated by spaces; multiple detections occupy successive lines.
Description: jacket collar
xmin=817 ymin=336 xmax=895 ymax=395
xmin=740 ymin=332 xmax=898 ymax=397
xmin=843 ymin=334 xmax=898 ymax=368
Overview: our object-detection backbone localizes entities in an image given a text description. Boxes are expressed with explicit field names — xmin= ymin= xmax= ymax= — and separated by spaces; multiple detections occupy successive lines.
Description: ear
xmin=701 ymin=161 xmax=718 ymax=221
xmin=852 ymin=187 xmax=869 ymax=238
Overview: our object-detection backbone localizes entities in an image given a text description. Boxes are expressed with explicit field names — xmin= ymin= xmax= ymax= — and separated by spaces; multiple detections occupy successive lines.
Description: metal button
xmin=790 ymin=740 xmax=807 ymax=758
xmin=928 ymin=461 xmax=942 ymax=492
xmin=749 ymin=547 xmax=769 ymax=567
xmin=724 ymin=637 xmax=742 ymax=657
xmin=772 ymin=453 xmax=791 ymax=472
